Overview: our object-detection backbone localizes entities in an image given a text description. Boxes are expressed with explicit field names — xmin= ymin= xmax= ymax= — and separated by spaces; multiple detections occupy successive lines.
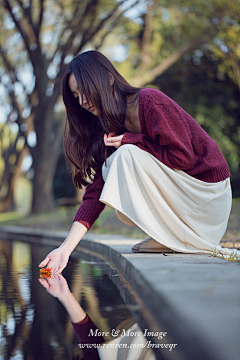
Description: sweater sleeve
xmin=72 ymin=314 xmax=104 ymax=360
xmin=73 ymin=169 xmax=105 ymax=230
xmin=72 ymin=314 xmax=105 ymax=344
xmin=122 ymin=97 xmax=197 ymax=170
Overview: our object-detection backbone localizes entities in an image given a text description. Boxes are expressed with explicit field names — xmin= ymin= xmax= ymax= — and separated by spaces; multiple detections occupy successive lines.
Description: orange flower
xmin=40 ymin=267 xmax=52 ymax=279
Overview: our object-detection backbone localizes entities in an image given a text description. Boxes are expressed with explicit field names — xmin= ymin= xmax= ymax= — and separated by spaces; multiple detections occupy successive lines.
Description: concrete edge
xmin=0 ymin=225 xmax=236 ymax=360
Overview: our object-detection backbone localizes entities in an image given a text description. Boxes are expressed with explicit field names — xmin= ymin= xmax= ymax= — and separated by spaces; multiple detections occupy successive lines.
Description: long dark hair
xmin=62 ymin=50 xmax=140 ymax=188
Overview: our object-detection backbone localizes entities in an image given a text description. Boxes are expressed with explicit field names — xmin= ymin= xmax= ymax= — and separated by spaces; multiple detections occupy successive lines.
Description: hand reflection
xmin=38 ymin=273 xmax=87 ymax=324
xmin=38 ymin=273 xmax=70 ymax=302
xmin=38 ymin=274 xmax=153 ymax=360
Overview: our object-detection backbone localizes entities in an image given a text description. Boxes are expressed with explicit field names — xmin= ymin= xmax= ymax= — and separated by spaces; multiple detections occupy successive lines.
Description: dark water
xmin=0 ymin=238 xmax=156 ymax=360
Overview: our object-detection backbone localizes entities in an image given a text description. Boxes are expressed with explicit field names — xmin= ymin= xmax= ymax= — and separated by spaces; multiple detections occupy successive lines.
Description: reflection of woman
xmin=38 ymin=274 xmax=154 ymax=360
xmin=39 ymin=274 xmax=103 ymax=360
xmin=39 ymin=50 xmax=237 ymax=274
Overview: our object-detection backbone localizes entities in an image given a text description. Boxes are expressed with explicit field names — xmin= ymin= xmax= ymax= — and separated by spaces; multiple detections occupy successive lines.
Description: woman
xmin=39 ymin=50 xmax=237 ymax=274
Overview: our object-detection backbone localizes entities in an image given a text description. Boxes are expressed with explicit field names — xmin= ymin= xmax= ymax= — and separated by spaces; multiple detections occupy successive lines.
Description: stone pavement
xmin=0 ymin=226 xmax=239 ymax=360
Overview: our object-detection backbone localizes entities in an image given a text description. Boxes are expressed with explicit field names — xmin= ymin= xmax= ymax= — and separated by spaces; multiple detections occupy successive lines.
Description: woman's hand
xmin=38 ymin=222 xmax=87 ymax=275
xmin=104 ymin=133 xmax=124 ymax=149
xmin=39 ymin=273 xmax=87 ymax=323
xmin=38 ymin=273 xmax=70 ymax=302
xmin=38 ymin=247 xmax=70 ymax=274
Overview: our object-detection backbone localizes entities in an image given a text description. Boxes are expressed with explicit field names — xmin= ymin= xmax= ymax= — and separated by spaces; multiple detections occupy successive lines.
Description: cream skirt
xmin=100 ymin=145 xmax=239 ymax=258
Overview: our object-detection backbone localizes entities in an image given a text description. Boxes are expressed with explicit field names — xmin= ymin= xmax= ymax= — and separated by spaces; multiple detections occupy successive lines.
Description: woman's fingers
xmin=104 ymin=133 xmax=122 ymax=141
xmin=38 ymin=256 xmax=49 ymax=268
xmin=38 ymin=278 xmax=49 ymax=288
xmin=56 ymin=265 xmax=65 ymax=274
xmin=103 ymin=133 xmax=109 ymax=146
xmin=104 ymin=133 xmax=124 ymax=149
xmin=53 ymin=266 xmax=62 ymax=274
xmin=109 ymin=134 xmax=123 ymax=141
xmin=38 ymin=247 xmax=69 ymax=276
xmin=107 ymin=136 xmax=121 ymax=142
xmin=47 ymin=260 xmax=61 ymax=273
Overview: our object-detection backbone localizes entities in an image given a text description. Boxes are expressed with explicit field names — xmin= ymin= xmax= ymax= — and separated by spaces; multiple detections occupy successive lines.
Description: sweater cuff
xmin=73 ymin=200 xmax=105 ymax=229
xmin=72 ymin=314 xmax=105 ymax=344
xmin=121 ymin=132 xmax=141 ymax=145
xmin=72 ymin=313 xmax=89 ymax=326
xmin=74 ymin=220 xmax=90 ymax=230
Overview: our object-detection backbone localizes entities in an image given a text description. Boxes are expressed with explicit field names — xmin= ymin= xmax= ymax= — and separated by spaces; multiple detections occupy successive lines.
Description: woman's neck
xmin=125 ymin=93 xmax=141 ymax=133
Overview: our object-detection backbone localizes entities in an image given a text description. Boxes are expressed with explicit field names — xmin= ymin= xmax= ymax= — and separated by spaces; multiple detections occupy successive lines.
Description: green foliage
xmin=1 ymin=0 xmax=142 ymax=212
xmin=106 ymin=0 xmax=240 ymax=90
xmin=195 ymin=104 xmax=240 ymax=174
xmin=155 ymin=52 xmax=240 ymax=191
xmin=1 ymin=0 xmax=240 ymax=211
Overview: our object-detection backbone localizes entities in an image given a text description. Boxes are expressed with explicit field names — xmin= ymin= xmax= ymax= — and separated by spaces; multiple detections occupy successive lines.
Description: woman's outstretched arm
xmin=39 ymin=166 xmax=106 ymax=273
xmin=38 ymin=221 xmax=87 ymax=274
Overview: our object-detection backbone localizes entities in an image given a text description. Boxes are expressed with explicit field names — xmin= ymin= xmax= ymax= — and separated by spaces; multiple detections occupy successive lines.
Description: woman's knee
xmin=115 ymin=144 xmax=140 ymax=162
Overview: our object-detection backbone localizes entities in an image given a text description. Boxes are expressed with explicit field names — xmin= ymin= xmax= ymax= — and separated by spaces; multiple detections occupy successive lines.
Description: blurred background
xmin=0 ymin=0 xmax=240 ymax=238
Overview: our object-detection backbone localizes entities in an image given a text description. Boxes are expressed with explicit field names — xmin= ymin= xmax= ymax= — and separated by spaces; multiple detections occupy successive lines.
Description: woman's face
xmin=68 ymin=73 xmax=99 ymax=116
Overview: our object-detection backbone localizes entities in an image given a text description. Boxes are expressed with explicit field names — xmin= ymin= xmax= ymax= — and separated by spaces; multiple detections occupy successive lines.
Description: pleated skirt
xmin=100 ymin=144 xmax=239 ymax=257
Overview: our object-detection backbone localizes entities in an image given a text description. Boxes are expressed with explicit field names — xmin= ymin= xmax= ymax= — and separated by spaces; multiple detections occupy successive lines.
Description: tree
xmin=0 ymin=122 xmax=28 ymax=212
xmin=106 ymin=0 xmax=240 ymax=194
xmin=109 ymin=0 xmax=240 ymax=87
xmin=0 ymin=0 xmax=140 ymax=213
xmin=155 ymin=53 xmax=240 ymax=195
xmin=1 ymin=0 xmax=239 ymax=213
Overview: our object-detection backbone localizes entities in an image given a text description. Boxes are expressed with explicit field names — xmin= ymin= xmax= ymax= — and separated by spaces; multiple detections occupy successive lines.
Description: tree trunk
xmin=31 ymin=109 xmax=64 ymax=213
xmin=31 ymin=156 xmax=56 ymax=213
xmin=0 ymin=146 xmax=28 ymax=213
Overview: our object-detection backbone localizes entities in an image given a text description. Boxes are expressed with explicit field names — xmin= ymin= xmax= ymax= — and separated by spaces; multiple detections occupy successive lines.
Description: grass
xmin=0 ymin=206 xmax=77 ymax=231
xmin=0 ymin=212 xmax=25 ymax=222
xmin=211 ymin=247 xmax=240 ymax=262
xmin=0 ymin=205 xmax=147 ymax=237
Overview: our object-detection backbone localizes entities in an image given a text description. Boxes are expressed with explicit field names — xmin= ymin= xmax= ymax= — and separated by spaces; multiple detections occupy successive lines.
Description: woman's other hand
xmin=38 ymin=247 xmax=69 ymax=274
xmin=104 ymin=133 xmax=124 ymax=149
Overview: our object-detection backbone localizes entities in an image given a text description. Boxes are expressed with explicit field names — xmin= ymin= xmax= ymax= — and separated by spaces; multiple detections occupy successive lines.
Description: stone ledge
xmin=0 ymin=225 xmax=239 ymax=360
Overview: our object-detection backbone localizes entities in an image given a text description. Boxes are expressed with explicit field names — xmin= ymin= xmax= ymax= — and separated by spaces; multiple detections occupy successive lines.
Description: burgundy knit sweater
xmin=73 ymin=88 xmax=230 ymax=229
xmin=72 ymin=314 xmax=104 ymax=359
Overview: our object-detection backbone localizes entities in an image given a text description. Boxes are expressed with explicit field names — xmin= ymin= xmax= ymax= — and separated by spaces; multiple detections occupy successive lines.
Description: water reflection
xmin=39 ymin=274 xmax=154 ymax=360
xmin=0 ymin=239 xmax=156 ymax=360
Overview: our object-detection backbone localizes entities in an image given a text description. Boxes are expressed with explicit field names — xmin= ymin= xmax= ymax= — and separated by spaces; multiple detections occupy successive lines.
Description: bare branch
xmin=3 ymin=85 xmax=32 ymax=138
xmin=36 ymin=0 xmax=45 ymax=37
xmin=4 ymin=0 xmax=30 ymax=53
xmin=0 ymin=46 xmax=32 ymax=107
xmin=138 ymin=0 xmax=156 ymax=70
xmin=50 ymin=19 xmax=75 ymax=62
xmin=0 ymin=76 xmax=32 ymax=140
xmin=50 ymin=0 xmax=97 ymax=63
xmin=95 ymin=0 xmax=140 ymax=50
xmin=75 ymin=0 xmax=136 ymax=55
xmin=15 ymin=0 xmax=35 ymax=31
xmin=54 ymin=0 xmax=140 ymax=96
xmin=133 ymin=37 xmax=209 ymax=87
xmin=3 ymin=0 xmax=39 ymax=67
